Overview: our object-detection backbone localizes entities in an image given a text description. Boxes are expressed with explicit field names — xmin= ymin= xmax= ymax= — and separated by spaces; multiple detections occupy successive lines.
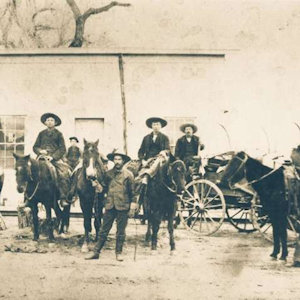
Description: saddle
xmin=37 ymin=156 xmax=58 ymax=186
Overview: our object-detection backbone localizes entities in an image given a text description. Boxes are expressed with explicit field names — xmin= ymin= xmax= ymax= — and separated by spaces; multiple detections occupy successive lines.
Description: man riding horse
xmin=175 ymin=123 xmax=204 ymax=179
xmin=137 ymin=117 xmax=171 ymax=185
xmin=32 ymin=113 xmax=71 ymax=208
xmin=66 ymin=136 xmax=81 ymax=170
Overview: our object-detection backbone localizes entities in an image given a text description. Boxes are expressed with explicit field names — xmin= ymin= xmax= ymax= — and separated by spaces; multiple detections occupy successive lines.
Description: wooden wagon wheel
xmin=178 ymin=179 xmax=226 ymax=235
xmin=226 ymin=202 xmax=256 ymax=232
xmin=225 ymin=184 xmax=259 ymax=233
xmin=251 ymin=199 xmax=299 ymax=245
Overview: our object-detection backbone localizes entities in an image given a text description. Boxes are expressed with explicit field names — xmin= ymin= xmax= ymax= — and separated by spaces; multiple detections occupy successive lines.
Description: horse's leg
xmin=31 ymin=203 xmax=39 ymax=241
xmin=270 ymin=216 xmax=280 ymax=259
xmin=93 ymin=193 xmax=103 ymax=242
xmin=80 ymin=194 xmax=93 ymax=252
xmin=279 ymin=215 xmax=288 ymax=260
xmin=151 ymin=212 xmax=161 ymax=250
xmin=145 ymin=220 xmax=152 ymax=243
xmin=45 ymin=205 xmax=55 ymax=241
xmin=168 ymin=212 xmax=176 ymax=252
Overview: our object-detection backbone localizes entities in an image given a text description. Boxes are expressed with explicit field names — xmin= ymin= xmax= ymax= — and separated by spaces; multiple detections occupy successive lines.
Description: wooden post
xmin=118 ymin=54 xmax=128 ymax=154
xmin=0 ymin=211 xmax=6 ymax=230
xmin=17 ymin=206 xmax=33 ymax=229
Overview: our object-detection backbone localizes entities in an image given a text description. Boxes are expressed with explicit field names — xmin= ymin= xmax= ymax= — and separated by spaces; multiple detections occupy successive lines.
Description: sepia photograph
xmin=0 ymin=0 xmax=300 ymax=299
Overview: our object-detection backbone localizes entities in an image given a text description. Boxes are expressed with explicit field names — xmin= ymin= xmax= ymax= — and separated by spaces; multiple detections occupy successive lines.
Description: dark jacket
xmin=66 ymin=146 xmax=81 ymax=163
xmin=104 ymin=167 xmax=135 ymax=211
xmin=138 ymin=132 xmax=170 ymax=160
xmin=33 ymin=128 xmax=66 ymax=161
xmin=175 ymin=135 xmax=203 ymax=161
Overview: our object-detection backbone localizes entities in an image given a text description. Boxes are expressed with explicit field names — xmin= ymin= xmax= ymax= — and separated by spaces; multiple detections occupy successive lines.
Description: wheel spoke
xmin=204 ymin=185 xmax=212 ymax=200
xmin=184 ymin=189 xmax=197 ymax=201
xmin=261 ymin=223 xmax=272 ymax=233
xmin=203 ymin=194 xmax=220 ymax=206
xmin=190 ymin=212 xmax=201 ymax=229
xmin=205 ymin=204 xmax=223 ymax=210
xmin=184 ymin=210 xmax=199 ymax=222
xmin=228 ymin=208 xmax=244 ymax=219
xmin=204 ymin=210 xmax=217 ymax=226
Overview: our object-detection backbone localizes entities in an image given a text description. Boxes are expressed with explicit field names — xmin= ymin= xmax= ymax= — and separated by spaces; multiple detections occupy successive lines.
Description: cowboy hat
xmin=69 ymin=136 xmax=79 ymax=143
xmin=40 ymin=113 xmax=61 ymax=126
xmin=146 ymin=117 xmax=167 ymax=128
xmin=107 ymin=152 xmax=131 ymax=163
xmin=180 ymin=123 xmax=198 ymax=133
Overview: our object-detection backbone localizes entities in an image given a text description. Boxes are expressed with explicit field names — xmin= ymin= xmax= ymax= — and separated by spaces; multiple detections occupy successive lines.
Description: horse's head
xmin=220 ymin=151 xmax=247 ymax=188
xmin=169 ymin=160 xmax=187 ymax=194
xmin=13 ymin=153 xmax=32 ymax=193
xmin=83 ymin=139 xmax=102 ymax=179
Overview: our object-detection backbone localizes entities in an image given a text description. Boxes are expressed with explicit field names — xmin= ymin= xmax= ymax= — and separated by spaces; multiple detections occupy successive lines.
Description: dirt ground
xmin=0 ymin=216 xmax=300 ymax=300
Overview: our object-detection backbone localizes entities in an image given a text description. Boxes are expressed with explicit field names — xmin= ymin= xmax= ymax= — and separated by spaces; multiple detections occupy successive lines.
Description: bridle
xmin=17 ymin=160 xmax=40 ymax=201
xmin=227 ymin=153 xmax=280 ymax=187
xmin=162 ymin=160 xmax=186 ymax=194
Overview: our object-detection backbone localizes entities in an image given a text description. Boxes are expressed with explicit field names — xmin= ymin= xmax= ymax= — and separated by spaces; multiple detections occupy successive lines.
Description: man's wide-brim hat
xmin=41 ymin=113 xmax=61 ymax=126
xmin=107 ymin=152 xmax=131 ymax=163
xmin=180 ymin=123 xmax=198 ymax=133
xmin=146 ymin=117 xmax=167 ymax=128
xmin=69 ymin=136 xmax=79 ymax=143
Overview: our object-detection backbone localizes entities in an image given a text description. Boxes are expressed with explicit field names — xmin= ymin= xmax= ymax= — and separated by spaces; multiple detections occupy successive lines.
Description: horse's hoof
xmin=292 ymin=261 xmax=300 ymax=267
xmin=170 ymin=250 xmax=176 ymax=256
xmin=81 ymin=244 xmax=89 ymax=253
xmin=270 ymin=253 xmax=277 ymax=260
xmin=279 ymin=256 xmax=287 ymax=262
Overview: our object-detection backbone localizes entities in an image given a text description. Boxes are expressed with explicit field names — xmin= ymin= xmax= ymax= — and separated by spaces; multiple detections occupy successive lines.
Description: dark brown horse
xmin=131 ymin=155 xmax=186 ymax=252
xmin=13 ymin=153 xmax=68 ymax=241
xmin=223 ymin=151 xmax=289 ymax=260
xmin=73 ymin=139 xmax=105 ymax=252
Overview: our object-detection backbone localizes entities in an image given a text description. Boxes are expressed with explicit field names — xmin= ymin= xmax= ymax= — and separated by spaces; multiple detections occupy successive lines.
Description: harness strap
xmin=247 ymin=167 xmax=280 ymax=185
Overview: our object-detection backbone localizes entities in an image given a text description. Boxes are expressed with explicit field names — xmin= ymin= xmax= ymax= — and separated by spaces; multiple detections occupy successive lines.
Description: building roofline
xmin=0 ymin=48 xmax=239 ymax=58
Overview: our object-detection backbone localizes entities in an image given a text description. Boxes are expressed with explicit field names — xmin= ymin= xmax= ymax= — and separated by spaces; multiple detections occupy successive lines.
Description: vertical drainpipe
xmin=118 ymin=54 xmax=128 ymax=155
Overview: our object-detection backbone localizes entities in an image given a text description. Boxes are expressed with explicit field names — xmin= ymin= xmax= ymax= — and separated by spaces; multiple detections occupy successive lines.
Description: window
xmin=0 ymin=116 xmax=25 ymax=169
xmin=164 ymin=116 xmax=196 ymax=154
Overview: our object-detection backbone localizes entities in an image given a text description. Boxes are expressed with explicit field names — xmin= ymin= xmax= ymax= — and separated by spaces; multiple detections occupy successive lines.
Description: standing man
xmin=175 ymin=123 xmax=204 ymax=175
xmin=85 ymin=152 xmax=137 ymax=261
xmin=138 ymin=117 xmax=170 ymax=182
xmin=66 ymin=136 xmax=81 ymax=170
xmin=33 ymin=113 xmax=70 ymax=207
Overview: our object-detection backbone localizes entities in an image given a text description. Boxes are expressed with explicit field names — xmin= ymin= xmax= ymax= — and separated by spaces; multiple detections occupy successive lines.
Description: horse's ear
xmin=13 ymin=152 xmax=19 ymax=160
xmin=95 ymin=139 xmax=99 ymax=147
xmin=83 ymin=138 xmax=87 ymax=146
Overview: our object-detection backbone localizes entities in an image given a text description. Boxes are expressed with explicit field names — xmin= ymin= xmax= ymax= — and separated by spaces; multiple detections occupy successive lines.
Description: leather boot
xmin=85 ymin=252 xmax=100 ymax=260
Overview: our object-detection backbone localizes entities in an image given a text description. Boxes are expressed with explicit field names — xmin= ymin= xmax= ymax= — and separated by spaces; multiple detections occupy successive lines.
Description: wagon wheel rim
xmin=225 ymin=192 xmax=257 ymax=233
xmin=178 ymin=179 xmax=226 ymax=235
xmin=251 ymin=200 xmax=299 ymax=245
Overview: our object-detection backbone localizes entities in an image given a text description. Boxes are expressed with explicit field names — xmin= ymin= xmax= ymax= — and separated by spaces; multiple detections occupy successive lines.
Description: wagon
xmin=177 ymin=152 xmax=300 ymax=243
xmin=177 ymin=151 xmax=260 ymax=235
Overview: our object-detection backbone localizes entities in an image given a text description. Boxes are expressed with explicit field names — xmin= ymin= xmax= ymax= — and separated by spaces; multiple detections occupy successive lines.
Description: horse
xmin=73 ymin=139 xmax=105 ymax=252
xmin=139 ymin=155 xmax=186 ymax=252
xmin=222 ymin=151 xmax=289 ymax=260
xmin=13 ymin=153 xmax=68 ymax=241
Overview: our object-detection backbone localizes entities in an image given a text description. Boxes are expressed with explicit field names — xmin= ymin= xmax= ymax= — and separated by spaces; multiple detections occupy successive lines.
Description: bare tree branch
xmin=82 ymin=1 xmax=131 ymax=21
xmin=35 ymin=24 xmax=56 ymax=31
xmin=66 ymin=0 xmax=81 ymax=19
xmin=32 ymin=8 xmax=56 ymax=22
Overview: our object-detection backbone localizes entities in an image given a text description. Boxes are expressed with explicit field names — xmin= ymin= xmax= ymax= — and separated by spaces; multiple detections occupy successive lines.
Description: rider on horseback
xmin=32 ymin=113 xmax=70 ymax=208
xmin=137 ymin=117 xmax=171 ymax=184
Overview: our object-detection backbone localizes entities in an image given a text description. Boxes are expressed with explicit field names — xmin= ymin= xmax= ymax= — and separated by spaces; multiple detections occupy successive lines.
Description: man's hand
xmin=39 ymin=150 xmax=47 ymax=155
xmin=91 ymin=180 xmax=103 ymax=193
xmin=142 ymin=160 xmax=148 ymax=167
xmin=128 ymin=202 xmax=138 ymax=218
xmin=45 ymin=155 xmax=53 ymax=161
